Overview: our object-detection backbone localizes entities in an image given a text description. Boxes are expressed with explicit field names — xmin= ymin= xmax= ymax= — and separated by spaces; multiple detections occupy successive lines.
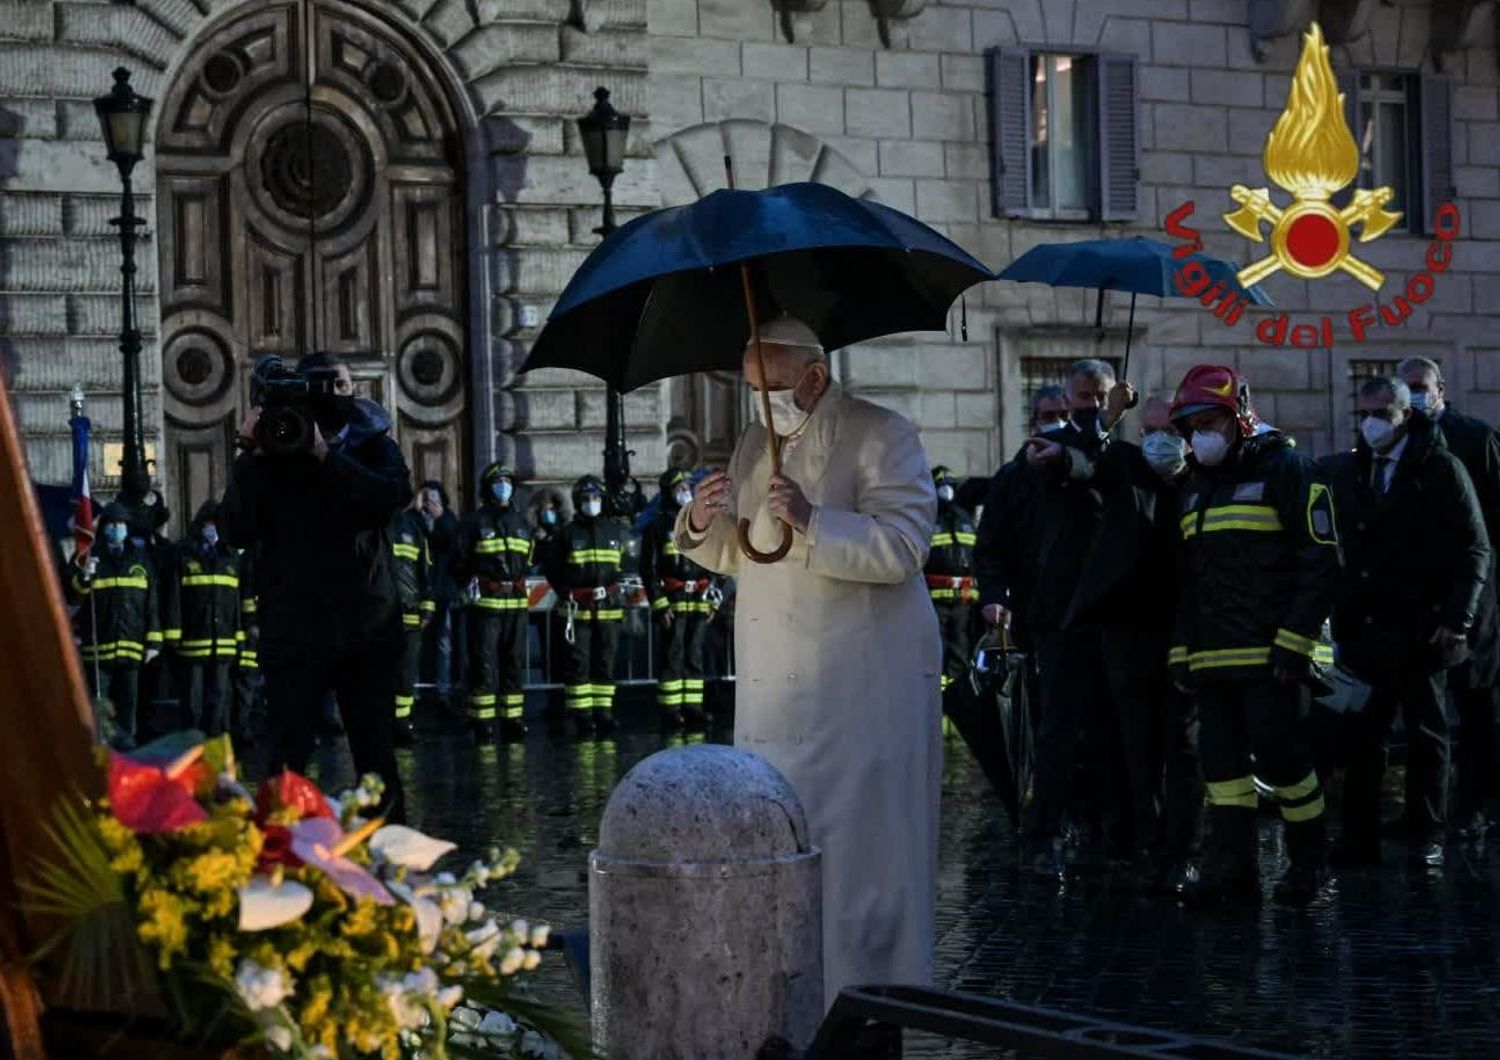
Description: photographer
xmin=220 ymin=352 xmax=414 ymax=821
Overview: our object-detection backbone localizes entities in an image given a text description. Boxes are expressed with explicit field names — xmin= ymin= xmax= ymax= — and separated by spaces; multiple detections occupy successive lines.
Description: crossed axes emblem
xmin=1224 ymin=185 xmax=1403 ymax=291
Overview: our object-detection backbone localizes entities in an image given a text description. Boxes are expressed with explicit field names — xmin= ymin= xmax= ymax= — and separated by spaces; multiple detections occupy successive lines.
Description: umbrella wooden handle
xmin=737 ymin=517 xmax=793 ymax=564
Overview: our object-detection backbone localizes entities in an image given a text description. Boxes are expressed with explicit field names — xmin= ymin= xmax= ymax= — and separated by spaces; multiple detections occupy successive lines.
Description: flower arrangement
xmin=22 ymin=732 xmax=589 ymax=1060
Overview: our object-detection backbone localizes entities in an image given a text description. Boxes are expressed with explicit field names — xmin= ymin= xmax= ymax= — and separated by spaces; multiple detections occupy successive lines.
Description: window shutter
xmin=1333 ymin=69 xmax=1361 ymax=211
xmin=1095 ymin=52 xmax=1138 ymax=221
xmin=1417 ymin=72 xmax=1453 ymax=237
xmin=987 ymin=47 xmax=1030 ymax=217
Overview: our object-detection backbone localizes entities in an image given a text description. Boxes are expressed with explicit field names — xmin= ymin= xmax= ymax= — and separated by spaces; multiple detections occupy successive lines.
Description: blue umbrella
xmin=997 ymin=236 xmax=1272 ymax=382
xmin=523 ymin=181 xmax=994 ymax=393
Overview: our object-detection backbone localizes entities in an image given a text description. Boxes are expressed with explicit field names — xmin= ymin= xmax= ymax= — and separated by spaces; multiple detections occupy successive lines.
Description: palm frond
xmin=19 ymin=796 xmax=156 ymax=1010
xmin=457 ymin=978 xmax=597 ymax=1060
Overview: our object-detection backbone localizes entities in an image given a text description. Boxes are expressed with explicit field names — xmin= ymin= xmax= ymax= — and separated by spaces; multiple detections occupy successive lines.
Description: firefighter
xmin=232 ymin=545 xmax=261 ymax=744
xmin=67 ymin=501 xmax=162 ymax=747
xmin=926 ymin=466 xmax=978 ymax=695
xmin=390 ymin=496 xmax=434 ymax=745
xmin=1169 ymin=365 xmax=1340 ymax=907
xmin=545 ymin=475 xmax=624 ymax=734
xmin=162 ymin=500 xmax=243 ymax=736
xmin=458 ymin=462 xmax=533 ymax=741
xmin=642 ymin=468 xmax=717 ymax=729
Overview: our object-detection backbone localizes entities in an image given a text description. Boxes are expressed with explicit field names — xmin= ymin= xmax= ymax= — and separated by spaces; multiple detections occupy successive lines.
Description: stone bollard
xmin=590 ymin=744 xmax=823 ymax=1060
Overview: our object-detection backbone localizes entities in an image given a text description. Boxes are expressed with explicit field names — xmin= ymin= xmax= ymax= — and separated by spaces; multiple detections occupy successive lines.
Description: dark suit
xmin=1322 ymin=414 xmax=1491 ymax=844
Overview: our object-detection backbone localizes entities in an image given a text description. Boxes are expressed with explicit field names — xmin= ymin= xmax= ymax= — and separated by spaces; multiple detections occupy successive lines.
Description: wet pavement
xmin=297 ymin=700 xmax=1500 ymax=1059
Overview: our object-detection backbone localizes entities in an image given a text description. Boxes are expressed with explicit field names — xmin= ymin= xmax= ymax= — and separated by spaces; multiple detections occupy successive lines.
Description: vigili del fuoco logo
xmin=1163 ymin=22 xmax=1461 ymax=348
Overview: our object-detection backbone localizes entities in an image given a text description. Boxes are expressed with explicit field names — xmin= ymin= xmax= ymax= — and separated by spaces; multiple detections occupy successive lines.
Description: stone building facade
xmin=1 ymin=0 xmax=1497 ymax=526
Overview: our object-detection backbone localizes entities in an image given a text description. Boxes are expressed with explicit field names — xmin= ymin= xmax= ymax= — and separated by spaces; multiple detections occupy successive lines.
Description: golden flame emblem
xmin=1224 ymin=23 xmax=1401 ymax=291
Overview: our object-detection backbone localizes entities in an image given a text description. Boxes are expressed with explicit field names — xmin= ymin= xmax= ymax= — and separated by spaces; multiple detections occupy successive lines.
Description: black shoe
xmin=564 ymin=712 xmax=592 ymax=738
xmin=1328 ymin=839 xmax=1381 ymax=868
xmin=1153 ymin=859 xmax=1199 ymax=896
xmin=1455 ymin=810 xmax=1490 ymax=842
xmin=393 ymin=719 xmax=416 ymax=747
xmin=500 ymin=717 xmax=528 ymax=740
xmin=1272 ymin=863 xmax=1327 ymax=907
xmin=681 ymin=704 xmax=708 ymax=731
xmin=592 ymin=709 xmax=617 ymax=734
xmin=662 ymin=708 xmax=684 ymax=730
xmin=1180 ymin=864 xmax=1259 ymax=906
xmin=1409 ymin=839 xmax=1445 ymax=868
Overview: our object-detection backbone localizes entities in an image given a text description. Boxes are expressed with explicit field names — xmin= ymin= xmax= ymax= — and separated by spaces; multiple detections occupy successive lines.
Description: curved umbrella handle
xmin=737 ymin=517 xmax=793 ymax=564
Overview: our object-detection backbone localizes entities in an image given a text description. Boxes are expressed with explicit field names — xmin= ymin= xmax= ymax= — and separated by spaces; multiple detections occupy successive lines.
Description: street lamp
xmin=577 ymin=87 xmax=637 ymax=517
xmin=94 ymin=66 xmax=158 ymax=531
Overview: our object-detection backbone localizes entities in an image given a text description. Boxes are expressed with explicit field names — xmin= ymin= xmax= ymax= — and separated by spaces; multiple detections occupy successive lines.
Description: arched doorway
xmin=154 ymin=0 xmax=469 ymax=530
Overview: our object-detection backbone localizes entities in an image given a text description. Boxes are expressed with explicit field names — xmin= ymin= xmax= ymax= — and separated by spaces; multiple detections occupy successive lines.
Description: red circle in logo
xmin=1285 ymin=214 xmax=1341 ymax=268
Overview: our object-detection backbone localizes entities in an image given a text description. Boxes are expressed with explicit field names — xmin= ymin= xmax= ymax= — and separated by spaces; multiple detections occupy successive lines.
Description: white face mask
xmin=754 ymin=373 xmax=812 ymax=437
xmin=581 ymin=498 xmax=603 ymax=518
xmin=674 ymin=489 xmax=693 ymax=508
xmin=1360 ymin=415 xmax=1401 ymax=452
xmin=936 ymin=484 xmax=955 ymax=502
xmin=1142 ymin=432 xmax=1187 ymax=475
xmin=1191 ymin=429 xmax=1230 ymax=468
xmin=1035 ymin=419 xmax=1067 ymax=435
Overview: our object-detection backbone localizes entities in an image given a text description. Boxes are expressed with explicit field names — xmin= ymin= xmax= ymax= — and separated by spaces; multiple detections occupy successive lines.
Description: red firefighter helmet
xmin=1170 ymin=364 xmax=1259 ymax=437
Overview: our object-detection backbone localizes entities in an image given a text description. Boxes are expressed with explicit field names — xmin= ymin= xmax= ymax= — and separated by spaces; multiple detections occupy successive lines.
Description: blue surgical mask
xmin=541 ymin=509 xmax=558 ymax=526
xmin=936 ymin=484 xmax=955 ymax=503
xmin=1409 ymin=391 xmax=1432 ymax=414
xmin=1142 ymin=432 xmax=1187 ymax=476
xmin=581 ymin=498 xmax=603 ymax=518
xmin=491 ymin=480 xmax=513 ymax=504
xmin=103 ymin=523 xmax=127 ymax=549
xmin=201 ymin=524 xmax=219 ymax=547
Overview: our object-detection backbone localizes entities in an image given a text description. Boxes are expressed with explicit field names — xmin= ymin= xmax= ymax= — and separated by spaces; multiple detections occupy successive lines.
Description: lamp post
xmin=94 ymin=66 xmax=157 ymax=531
xmin=577 ymin=86 xmax=637 ymax=517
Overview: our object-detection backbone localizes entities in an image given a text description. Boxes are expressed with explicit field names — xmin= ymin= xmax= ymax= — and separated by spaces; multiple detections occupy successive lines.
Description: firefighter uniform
xmin=390 ymin=507 xmax=433 ymax=741
xmin=162 ymin=502 xmax=244 ymax=736
xmin=233 ymin=546 xmax=261 ymax=741
xmin=68 ymin=503 xmax=162 ymax=746
xmin=459 ymin=463 xmax=533 ymax=739
xmin=545 ymin=476 xmax=624 ymax=731
xmin=1169 ymin=366 xmax=1340 ymax=906
xmin=925 ymin=466 xmax=978 ymax=694
xmin=642 ymin=468 xmax=716 ymax=728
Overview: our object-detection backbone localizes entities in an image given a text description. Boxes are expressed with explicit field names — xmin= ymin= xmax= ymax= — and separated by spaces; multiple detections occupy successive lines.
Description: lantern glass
xmin=94 ymin=67 xmax=153 ymax=168
xmin=578 ymin=86 xmax=629 ymax=179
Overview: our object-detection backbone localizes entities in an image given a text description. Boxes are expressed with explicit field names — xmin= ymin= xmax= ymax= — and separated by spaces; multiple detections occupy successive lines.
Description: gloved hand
xmin=656 ymin=609 xmax=675 ymax=630
xmin=78 ymin=555 xmax=99 ymax=582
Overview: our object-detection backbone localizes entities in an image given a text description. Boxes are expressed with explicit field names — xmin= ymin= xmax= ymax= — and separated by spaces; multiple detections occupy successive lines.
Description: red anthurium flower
xmin=107 ymin=746 xmax=210 ymax=835
xmin=258 ymin=823 xmax=301 ymax=869
xmin=255 ymin=769 xmax=335 ymax=824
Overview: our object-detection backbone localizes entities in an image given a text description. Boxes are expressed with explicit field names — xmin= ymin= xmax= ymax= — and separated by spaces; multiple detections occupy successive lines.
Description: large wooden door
xmin=155 ymin=0 xmax=468 ymax=531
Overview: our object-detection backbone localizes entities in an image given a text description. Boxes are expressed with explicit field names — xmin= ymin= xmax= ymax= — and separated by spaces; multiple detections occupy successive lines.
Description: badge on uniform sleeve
xmin=1307 ymin=482 xmax=1338 ymax=545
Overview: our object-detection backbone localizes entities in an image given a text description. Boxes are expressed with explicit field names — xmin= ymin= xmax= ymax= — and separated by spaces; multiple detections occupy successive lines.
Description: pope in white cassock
xmin=674 ymin=315 xmax=943 ymax=1007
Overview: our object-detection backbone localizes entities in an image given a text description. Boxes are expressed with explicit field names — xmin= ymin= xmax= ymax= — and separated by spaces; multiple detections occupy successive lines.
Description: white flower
xmin=437 ymin=985 xmax=464 ymax=1010
xmin=529 ymin=924 xmax=551 ymax=949
xmin=262 ymin=1020 xmax=292 ymax=1052
xmin=499 ymin=947 xmax=526 ymax=976
xmin=234 ymin=960 xmax=291 ymax=1012
xmin=402 ymin=968 xmax=440 ymax=997
xmin=450 ymin=1006 xmax=482 ymax=1031
xmin=467 ymin=900 xmax=485 ymax=922
xmin=438 ymin=886 xmax=473 ymax=926
xmin=523 ymin=949 xmax=542 ymax=972
xmin=435 ymin=871 xmax=457 ymax=886
xmin=369 ymin=824 xmax=457 ymax=871
xmin=238 ymin=876 xmax=313 ymax=932
xmin=386 ymin=879 xmax=444 ymax=954
xmin=510 ymin=919 xmax=529 ymax=941
xmin=466 ymin=920 xmax=503 ymax=962
xmin=477 ymin=1011 xmax=518 ymax=1038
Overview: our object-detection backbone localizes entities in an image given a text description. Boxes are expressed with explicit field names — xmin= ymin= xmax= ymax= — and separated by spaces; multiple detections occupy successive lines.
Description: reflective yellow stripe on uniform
xmin=474 ymin=597 xmax=527 ymax=611
xmin=1181 ymin=504 xmax=1283 ymax=539
xmin=502 ymin=693 xmax=524 ymax=719
xmin=1271 ymin=771 xmax=1325 ymax=822
xmin=1274 ymin=628 xmax=1323 ymax=659
xmin=567 ymin=550 xmax=622 ymax=564
xmin=1168 ymin=645 xmax=1188 ymax=665
xmin=659 ymin=678 xmax=686 ymax=706
xmin=403 ymin=613 xmax=423 ymax=627
xmin=242 ymin=598 xmax=258 ymax=614
xmin=468 ymin=692 xmax=498 ymax=721
xmin=576 ymin=607 xmax=625 ymax=620
xmin=392 ymin=543 xmax=422 ymax=561
xmin=670 ymin=600 xmax=710 ymax=614
xmin=931 ymin=532 xmax=954 ymax=546
xmin=394 ymin=694 xmax=414 ymax=719
xmin=181 ymin=574 xmax=239 ymax=588
xmin=89 ymin=576 xmax=150 ymax=590
xmin=956 ymin=531 xmax=976 ymax=545
xmin=929 ymin=588 xmax=957 ymax=601
xmin=1206 ymin=776 xmax=1258 ymax=808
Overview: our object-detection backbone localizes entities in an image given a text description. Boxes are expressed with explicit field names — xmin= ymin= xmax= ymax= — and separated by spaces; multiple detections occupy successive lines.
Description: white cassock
xmin=675 ymin=380 xmax=942 ymax=1005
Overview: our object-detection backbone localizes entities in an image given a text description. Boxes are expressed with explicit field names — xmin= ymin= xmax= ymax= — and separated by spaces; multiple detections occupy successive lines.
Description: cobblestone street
xmin=295 ymin=708 xmax=1500 ymax=1059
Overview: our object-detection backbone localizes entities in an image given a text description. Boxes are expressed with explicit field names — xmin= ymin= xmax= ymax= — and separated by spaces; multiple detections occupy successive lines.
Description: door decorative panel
xmin=156 ymin=0 xmax=468 ymax=530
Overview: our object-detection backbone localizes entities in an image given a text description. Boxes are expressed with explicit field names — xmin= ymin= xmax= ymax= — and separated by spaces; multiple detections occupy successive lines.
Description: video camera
xmin=248 ymin=354 xmax=347 ymax=456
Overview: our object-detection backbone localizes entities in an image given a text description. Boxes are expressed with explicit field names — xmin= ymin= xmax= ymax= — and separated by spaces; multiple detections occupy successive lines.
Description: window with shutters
xmin=1339 ymin=69 xmax=1452 ymax=236
xmin=987 ymin=47 xmax=1138 ymax=222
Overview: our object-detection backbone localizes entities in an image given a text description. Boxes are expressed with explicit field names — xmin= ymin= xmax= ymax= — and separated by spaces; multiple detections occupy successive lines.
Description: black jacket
xmin=925 ymin=502 xmax=977 ymax=581
xmin=163 ymin=510 xmax=245 ymax=662
xmin=389 ymin=509 xmax=433 ymax=622
xmin=457 ymin=504 xmax=534 ymax=612
xmin=1432 ymin=405 xmax=1500 ymax=681
xmin=1018 ymin=426 xmax=1112 ymax=633
xmin=220 ymin=398 xmax=413 ymax=661
xmin=1172 ymin=432 xmax=1341 ymax=685
xmin=1321 ymin=414 xmax=1491 ymax=675
xmin=974 ymin=447 xmax=1043 ymax=641
xmin=545 ymin=515 xmax=623 ymax=596
xmin=640 ymin=501 xmax=713 ymax=615
xmin=68 ymin=542 xmax=162 ymax=667
xmin=423 ymin=510 xmax=463 ymax=605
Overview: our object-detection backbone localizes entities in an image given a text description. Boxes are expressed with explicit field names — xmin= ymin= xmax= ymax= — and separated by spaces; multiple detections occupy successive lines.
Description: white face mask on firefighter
xmin=1190 ymin=429 xmax=1230 ymax=467
xmin=754 ymin=369 xmax=812 ymax=437
xmin=581 ymin=498 xmax=602 ymax=518
xmin=1142 ymin=432 xmax=1187 ymax=475
xmin=937 ymin=484 xmax=955 ymax=502
xmin=1360 ymin=414 xmax=1401 ymax=452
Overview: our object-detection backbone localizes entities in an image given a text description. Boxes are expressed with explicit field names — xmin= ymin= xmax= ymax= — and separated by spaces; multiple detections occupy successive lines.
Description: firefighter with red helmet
xmin=641 ymin=468 xmax=717 ymax=729
xmin=1169 ymin=365 xmax=1340 ymax=907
